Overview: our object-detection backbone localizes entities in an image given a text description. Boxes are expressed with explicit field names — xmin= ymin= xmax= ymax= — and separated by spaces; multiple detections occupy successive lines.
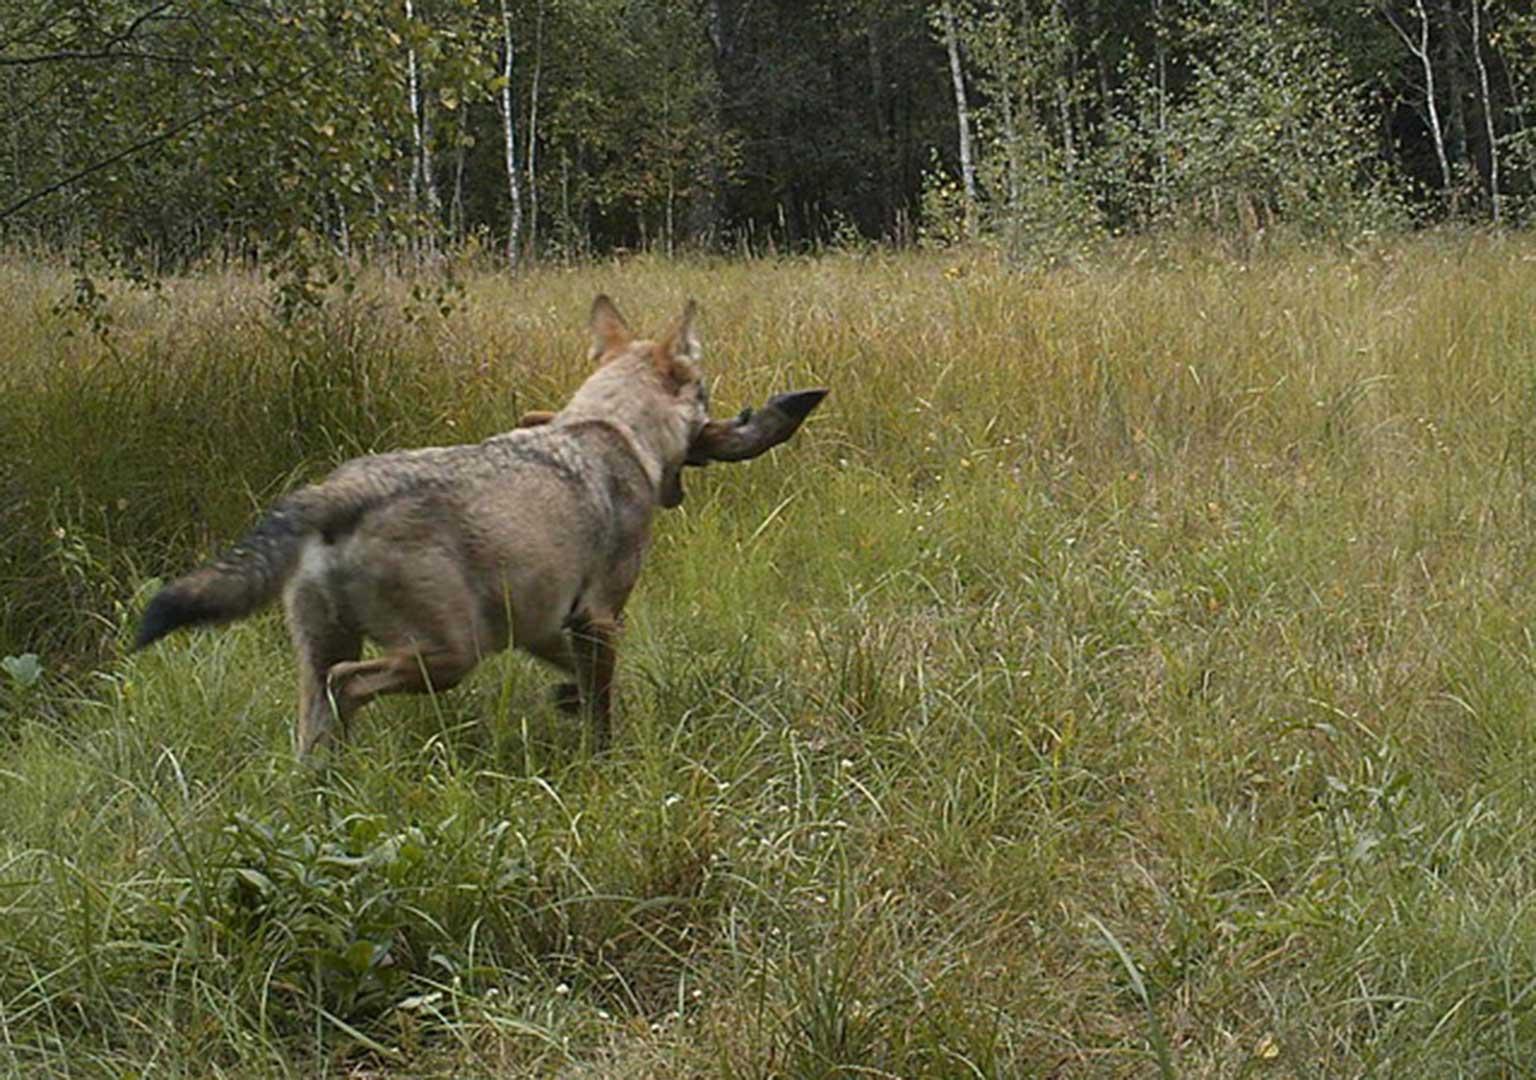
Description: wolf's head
xmin=555 ymin=296 xmax=823 ymax=508
xmin=552 ymin=295 xmax=709 ymax=508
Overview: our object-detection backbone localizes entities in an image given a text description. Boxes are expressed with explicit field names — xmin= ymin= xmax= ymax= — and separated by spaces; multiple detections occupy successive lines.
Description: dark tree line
xmin=2 ymin=0 xmax=1534 ymax=269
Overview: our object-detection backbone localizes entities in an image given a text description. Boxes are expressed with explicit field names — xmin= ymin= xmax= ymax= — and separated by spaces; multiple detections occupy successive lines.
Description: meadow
xmin=3 ymin=235 xmax=1536 ymax=1077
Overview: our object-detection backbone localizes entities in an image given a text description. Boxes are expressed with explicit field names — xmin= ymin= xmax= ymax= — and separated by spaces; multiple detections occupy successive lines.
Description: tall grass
xmin=4 ymin=235 xmax=1536 ymax=1075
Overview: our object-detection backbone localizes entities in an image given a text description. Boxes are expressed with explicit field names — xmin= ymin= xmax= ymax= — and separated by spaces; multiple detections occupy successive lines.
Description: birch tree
xmin=524 ymin=0 xmax=545 ymax=257
xmin=498 ymin=0 xmax=523 ymax=266
xmin=1469 ymin=0 xmax=1501 ymax=221
xmin=939 ymin=0 xmax=978 ymax=238
xmin=1381 ymin=0 xmax=1455 ymax=194
xmin=405 ymin=0 xmax=425 ymax=220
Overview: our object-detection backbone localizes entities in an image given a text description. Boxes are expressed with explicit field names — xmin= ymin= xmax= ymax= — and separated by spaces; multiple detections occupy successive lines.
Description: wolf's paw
xmin=550 ymin=682 xmax=582 ymax=714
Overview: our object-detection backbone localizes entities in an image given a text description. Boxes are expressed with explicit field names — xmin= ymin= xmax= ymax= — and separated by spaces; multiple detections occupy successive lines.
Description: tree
xmin=940 ymin=0 xmax=1103 ymax=259
xmin=4 ymin=0 xmax=1534 ymax=264
xmin=498 ymin=0 xmax=523 ymax=265
xmin=1469 ymin=0 xmax=1502 ymax=220
xmin=1381 ymin=0 xmax=1457 ymax=194
xmin=1158 ymin=0 xmax=1394 ymax=233
xmin=938 ymin=0 xmax=978 ymax=238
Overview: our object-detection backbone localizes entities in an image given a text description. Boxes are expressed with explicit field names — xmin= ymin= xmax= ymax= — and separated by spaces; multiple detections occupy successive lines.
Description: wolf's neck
xmin=552 ymin=417 xmax=665 ymax=500
xmin=557 ymin=360 xmax=689 ymax=483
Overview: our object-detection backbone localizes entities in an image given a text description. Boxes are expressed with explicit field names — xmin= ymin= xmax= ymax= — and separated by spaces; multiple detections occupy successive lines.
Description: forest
xmin=5 ymin=0 xmax=1536 ymax=272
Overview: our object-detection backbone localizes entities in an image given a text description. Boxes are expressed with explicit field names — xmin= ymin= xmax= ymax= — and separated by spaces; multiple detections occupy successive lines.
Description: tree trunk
xmin=940 ymin=0 xmax=978 ymax=237
xmin=698 ymin=0 xmax=742 ymax=246
xmin=1000 ymin=77 xmax=1020 ymax=210
xmin=498 ymin=0 xmax=523 ymax=267
xmin=1056 ymin=78 xmax=1075 ymax=171
xmin=1154 ymin=0 xmax=1169 ymax=205
xmin=405 ymin=0 xmax=421 ymax=217
xmin=868 ymin=18 xmax=895 ymax=235
xmin=1386 ymin=0 xmax=1453 ymax=193
xmin=1469 ymin=0 xmax=1501 ymax=222
xmin=1438 ymin=0 xmax=1469 ymax=181
xmin=420 ymin=80 xmax=440 ymax=230
xmin=525 ymin=0 xmax=545 ymax=259
xmin=666 ymin=166 xmax=676 ymax=256
xmin=1417 ymin=0 xmax=1453 ymax=194
xmin=1053 ymin=0 xmax=1078 ymax=172
xmin=404 ymin=0 xmax=441 ymax=250
xmin=560 ymin=148 xmax=572 ymax=260
xmin=450 ymin=107 xmax=467 ymax=243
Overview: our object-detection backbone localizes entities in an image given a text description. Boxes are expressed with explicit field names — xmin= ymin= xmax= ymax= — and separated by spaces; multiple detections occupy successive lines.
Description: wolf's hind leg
xmin=326 ymin=641 xmax=479 ymax=727
xmin=317 ymin=644 xmax=477 ymax=754
xmin=318 ymin=557 xmax=490 ymax=746
xmin=285 ymin=580 xmax=362 ymax=758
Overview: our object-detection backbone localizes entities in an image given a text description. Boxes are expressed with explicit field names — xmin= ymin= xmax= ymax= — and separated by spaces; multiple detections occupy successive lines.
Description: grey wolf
xmin=134 ymin=295 xmax=824 ymax=756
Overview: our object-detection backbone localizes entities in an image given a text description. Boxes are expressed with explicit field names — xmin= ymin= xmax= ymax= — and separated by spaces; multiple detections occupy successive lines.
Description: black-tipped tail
xmin=131 ymin=494 xmax=325 ymax=651
xmin=133 ymin=585 xmax=216 ymax=651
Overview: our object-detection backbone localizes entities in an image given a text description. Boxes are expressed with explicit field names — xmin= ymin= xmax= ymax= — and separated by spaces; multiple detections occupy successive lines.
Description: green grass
xmin=5 ymin=234 xmax=1536 ymax=1075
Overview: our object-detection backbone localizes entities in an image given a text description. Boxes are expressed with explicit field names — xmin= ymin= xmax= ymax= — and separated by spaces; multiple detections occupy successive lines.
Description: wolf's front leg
xmin=566 ymin=612 xmax=619 ymax=752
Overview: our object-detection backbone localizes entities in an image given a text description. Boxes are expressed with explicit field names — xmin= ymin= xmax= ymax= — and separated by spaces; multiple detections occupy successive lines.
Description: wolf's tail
xmin=133 ymin=485 xmax=366 ymax=651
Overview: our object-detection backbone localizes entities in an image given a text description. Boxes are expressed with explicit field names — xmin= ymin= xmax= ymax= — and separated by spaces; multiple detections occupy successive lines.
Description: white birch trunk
xmin=1000 ymin=80 xmax=1019 ymax=210
xmin=420 ymin=81 xmax=440 ymax=227
xmin=1415 ymin=0 xmax=1453 ymax=193
xmin=405 ymin=0 xmax=423 ymax=219
xmin=1387 ymin=0 xmax=1453 ymax=192
xmin=526 ymin=0 xmax=544 ymax=257
xmin=1156 ymin=0 xmax=1168 ymax=200
xmin=1057 ymin=79 xmax=1075 ymax=171
xmin=1470 ymin=0 xmax=1501 ymax=222
xmin=940 ymin=0 xmax=977 ymax=237
xmin=499 ymin=0 xmax=523 ymax=266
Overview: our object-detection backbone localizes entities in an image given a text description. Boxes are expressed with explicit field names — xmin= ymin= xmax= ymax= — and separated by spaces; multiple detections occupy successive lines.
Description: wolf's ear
xmin=657 ymin=299 xmax=702 ymax=383
xmin=589 ymin=294 xmax=632 ymax=360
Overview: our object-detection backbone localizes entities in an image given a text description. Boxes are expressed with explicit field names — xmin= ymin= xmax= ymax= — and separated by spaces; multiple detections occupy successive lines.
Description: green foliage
xmin=917 ymin=151 xmax=970 ymax=249
xmin=211 ymin=809 xmax=486 ymax=1026
xmin=942 ymin=0 xmax=1413 ymax=248
xmin=6 ymin=0 xmax=1536 ymax=262
xmin=1157 ymin=0 xmax=1403 ymax=235
xmin=944 ymin=0 xmax=1106 ymax=263
xmin=0 ymin=653 xmax=41 ymax=688
xmin=0 ymin=652 xmax=44 ymax=725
